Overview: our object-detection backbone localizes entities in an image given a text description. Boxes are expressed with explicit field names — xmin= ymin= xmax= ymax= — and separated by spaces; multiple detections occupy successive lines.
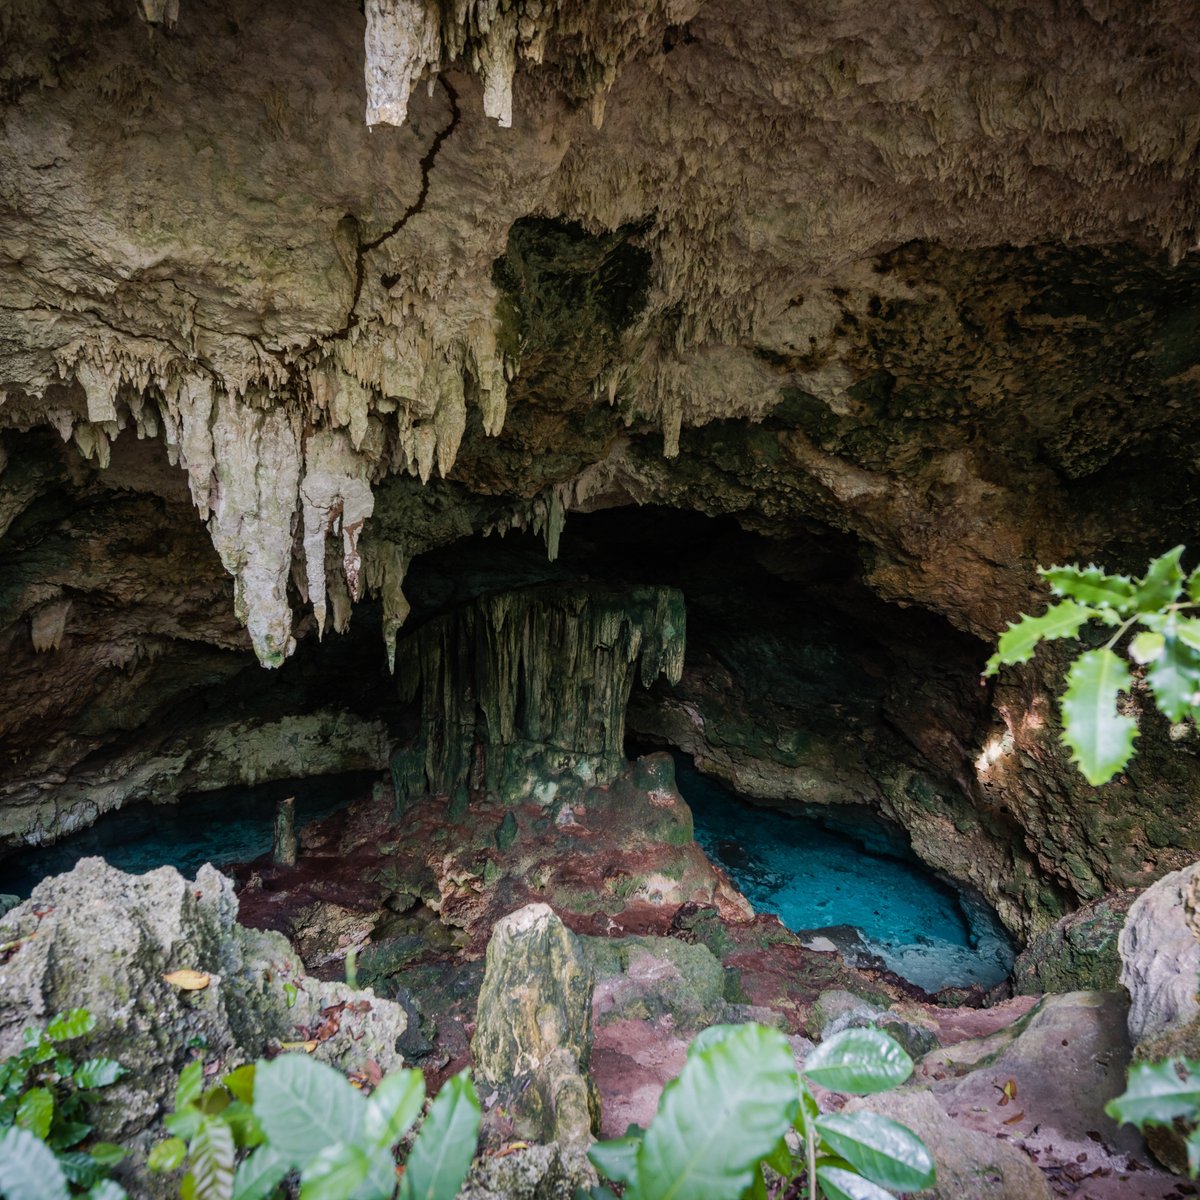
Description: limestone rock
xmin=1012 ymin=891 xmax=1134 ymax=996
xmin=585 ymin=934 xmax=727 ymax=1030
xmin=0 ymin=859 xmax=407 ymax=1146
xmin=843 ymin=1090 xmax=1051 ymax=1200
xmin=1119 ymin=862 xmax=1200 ymax=1045
xmin=805 ymin=988 xmax=883 ymax=1040
xmin=471 ymin=903 xmax=598 ymax=1148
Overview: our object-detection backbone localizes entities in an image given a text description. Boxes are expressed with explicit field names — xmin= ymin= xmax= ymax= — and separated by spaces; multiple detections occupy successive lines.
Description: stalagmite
xmin=390 ymin=583 xmax=686 ymax=810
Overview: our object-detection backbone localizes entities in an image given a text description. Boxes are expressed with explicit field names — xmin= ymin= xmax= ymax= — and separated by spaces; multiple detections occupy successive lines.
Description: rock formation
xmin=4 ymin=0 xmax=1200 ymax=953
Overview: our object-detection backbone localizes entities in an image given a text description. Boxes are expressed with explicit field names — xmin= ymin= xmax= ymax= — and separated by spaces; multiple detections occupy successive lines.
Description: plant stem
xmin=807 ymin=1126 xmax=818 ymax=1200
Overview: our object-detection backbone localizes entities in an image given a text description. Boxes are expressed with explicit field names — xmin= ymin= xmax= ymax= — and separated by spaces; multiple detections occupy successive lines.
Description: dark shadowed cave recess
xmin=2 ymin=476 xmax=1025 ymax=988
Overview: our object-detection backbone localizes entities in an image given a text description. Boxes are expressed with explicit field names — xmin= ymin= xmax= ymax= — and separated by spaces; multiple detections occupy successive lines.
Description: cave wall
xmin=4 ymin=0 xmax=1200 ymax=929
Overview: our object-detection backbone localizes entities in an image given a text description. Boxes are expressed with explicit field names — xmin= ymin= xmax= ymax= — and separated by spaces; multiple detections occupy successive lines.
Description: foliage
xmin=1106 ymin=1057 xmax=1200 ymax=1176
xmin=984 ymin=546 xmax=1200 ymax=784
xmin=0 ymin=1008 xmax=128 ymax=1199
xmin=151 ymin=1053 xmax=481 ymax=1200
xmin=586 ymin=1022 xmax=934 ymax=1200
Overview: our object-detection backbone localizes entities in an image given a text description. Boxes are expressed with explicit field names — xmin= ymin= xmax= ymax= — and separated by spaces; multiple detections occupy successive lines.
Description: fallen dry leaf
xmin=1003 ymin=1110 xmax=1025 ymax=1125
xmin=163 ymin=969 xmax=210 ymax=990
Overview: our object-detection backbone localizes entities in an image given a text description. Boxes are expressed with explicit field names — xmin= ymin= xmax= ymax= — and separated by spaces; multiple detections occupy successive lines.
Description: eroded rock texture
xmin=5 ymin=0 xmax=1200 ymax=934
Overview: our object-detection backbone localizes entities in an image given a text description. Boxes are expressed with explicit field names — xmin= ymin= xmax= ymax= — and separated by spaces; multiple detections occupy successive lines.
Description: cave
xmin=4 ymin=1 xmax=1200 ymax=1194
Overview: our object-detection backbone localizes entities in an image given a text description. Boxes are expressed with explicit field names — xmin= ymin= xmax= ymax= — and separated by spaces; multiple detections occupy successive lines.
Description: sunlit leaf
xmin=1060 ymin=648 xmax=1138 ymax=786
xmin=46 ymin=1010 xmax=96 ymax=1043
xmin=298 ymin=1142 xmax=370 ymax=1200
xmin=983 ymin=600 xmax=1098 ymax=677
xmin=400 ymin=1070 xmax=481 ymax=1200
xmin=0 ymin=1127 xmax=70 ymax=1200
xmin=222 ymin=1065 xmax=255 ymax=1106
xmin=626 ymin=1024 xmax=799 ymax=1200
xmin=1129 ymin=631 xmax=1165 ymax=664
xmin=814 ymin=1112 xmax=935 ymax=1192
xmin=74 ymin=1058 xmax=126 ymax=1090
xmin=1041 ymin=564 xmax=1135 ymax=612
xmin=191 ymin=1118 xmax=236 ymax=1200
xmin=176 ymin=1061 xmax=205 ymax=1111
xmin=1131 ymin=546 xmax=1186 ymax=613
xmin=148 ymin=1137 xmax=188 ymax=1173
xmin=1105 ymin=1058 xmax=1200 ymax=1129
xmin=1145 ymin=618 xmax=1200 ymax=721
xmin=815 ymin=1165 xmax=897 ymax=1200
xmin=254 ymin=1054 xmax=364 ymax=1169
xmin=364 ymin=1066 xmax=424 ymax=1150
xmin=15 ymin=1086 xmax=53 ymax=1140
xmin=802 ymin=1029 xmax=913 ymax=1095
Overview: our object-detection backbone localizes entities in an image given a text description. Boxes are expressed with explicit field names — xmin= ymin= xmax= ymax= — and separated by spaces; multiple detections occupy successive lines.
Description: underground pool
xmin=1 ymin=773 xmax=375 ymax=900
xmin=675 ymin=754 xmax=1014 ymax=992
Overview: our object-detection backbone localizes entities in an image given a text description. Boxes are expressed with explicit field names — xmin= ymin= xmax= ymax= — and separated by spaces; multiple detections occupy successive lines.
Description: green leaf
xmin=166 ymin=1106 xmax=204 ymax=1141
xmin=1041 ymin=564 xmax=1135 ymax=612
xmin=1188 ymin=1124 xmax=1200 ymax=1179
xmin=222 ymin=1065 xmax=256 ymax=1106
xmin=73 ymin=1059 xmax=126 ymax=1090
xmin=399 ymin=1070 xmax=482 ymax=1200
xmin=1060 ymin=648 xmax=1138 ymax=786
xmin=794 ymin=1079 xmax=820 ymax=1138
xmin=148 ymin=1137 xmax=189 ymax=1173
xmin=1145 ymin=618 xmax=1200 ymax=722
xmin=191 ymin=1118 xmax=237 ymax=1200
xmin=57 ymin=1150 xmax=106 ymax=1188
xmin=87 ymin=1182 xmax=129 ymax=1200
xmin=88 ymin=1143 xmax=127 ymax=1168
xmin=1105 ymin=1058 xmax=1200 ymax=1129
xmin=0 ymin=1127 xmax=70 ymax=1200
xmin=365 ymin=1068 xmax=425 ymax=1150
xmin=589 ymin=1131 xmax=644 ymax=1186
xmin=221 ymin=1100 xmax=265 ymax=1149
xmin=1187 ymin=565 xmax=1200 ymax=605
xmin=1129 ymin=631 xmax=1166 ymax=664
xmin=231 ymin=1145 xmax=289 ymax=1200
xmin=802 ymin=1029 xmax=913 ymax=1095
xmin=1132 ymin=546 xmax=1186 ymax=613
xmin=253 ymin=1054 xmax=364 ymax=1169
xmin=15 ymin=1086 xmax=53 ymax=1140
xmin=298 ymin=1143 xmax=371 ymax=1200
xmin=177 ymin=1061 xmax=206 ymax=1112
xmin=983 ymin=600 xmax=1098 ymax=677
xmin=628 ymin=1023 xmax=799 ymax=1200
xmin=815 ymin=1165 xmax=897 ymax=1200
xmin=47 ymin=1120 xmax=91 ymax=1151
xmin=814 ymin=1112 xmax=935 ymax=1192
xmin=46 ymin=1010 xmax=96 ymax=1043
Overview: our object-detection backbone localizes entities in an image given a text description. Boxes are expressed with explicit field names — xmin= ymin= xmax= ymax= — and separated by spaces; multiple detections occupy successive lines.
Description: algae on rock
xmin=390 ymin=583 xmax=685 ymax=809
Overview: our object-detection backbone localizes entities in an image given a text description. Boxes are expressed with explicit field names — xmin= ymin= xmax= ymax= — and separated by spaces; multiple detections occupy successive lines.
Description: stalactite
xmin=389 ymin=583 xmax=686 ymax=811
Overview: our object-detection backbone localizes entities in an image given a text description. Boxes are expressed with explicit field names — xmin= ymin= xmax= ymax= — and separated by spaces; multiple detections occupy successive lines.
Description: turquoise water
xmin=1 ymin=773 xmax=374 ymax=899
xmin=677 ymin=756 xmax=1013 ymax=991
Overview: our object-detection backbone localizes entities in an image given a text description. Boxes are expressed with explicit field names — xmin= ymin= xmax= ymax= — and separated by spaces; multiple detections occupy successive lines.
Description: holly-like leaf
xmin=983 ymin=600 xmax=1098 ymax=677
xmin=1131 ymin=546 xmax=1186 ymax=613
xmin=1040 ymin=564 xmax=1135 ymax=612
xmin=1105 ymin=1058 xmax=1200 ymax=1129
xmin=1129 ymin=631 xmax=1165 ymax=664
xmin=1060 ymin=649 xmax=1138 ymax=786
xmin=1145 ymin=619 xmax=1200 ymax=722
xmin=1188 ymin=565 xmax=1200 ymax=605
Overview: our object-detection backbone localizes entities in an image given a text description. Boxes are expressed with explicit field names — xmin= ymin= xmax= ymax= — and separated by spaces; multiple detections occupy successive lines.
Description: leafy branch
xmin=985 ymin=546 xmax=1200 ymax=785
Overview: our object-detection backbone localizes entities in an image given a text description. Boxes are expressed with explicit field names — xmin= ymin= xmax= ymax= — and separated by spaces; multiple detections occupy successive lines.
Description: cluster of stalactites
xmin=362 ymin=0 xmax=684 ymax=129
xmin=47 ymin=323 xmax=509 ymax=667
xmin=391 ymin=583 xmax=686 ymax=802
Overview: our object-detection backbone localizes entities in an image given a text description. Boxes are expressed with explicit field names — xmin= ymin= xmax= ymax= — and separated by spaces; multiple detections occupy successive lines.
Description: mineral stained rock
xmin=390 ymin=583 xmax=685 ymax=807
xmin=471 ymin=902 xmax=598 ymax=1149
xmin=0 ymin=859 xmax=408 ymax=1148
